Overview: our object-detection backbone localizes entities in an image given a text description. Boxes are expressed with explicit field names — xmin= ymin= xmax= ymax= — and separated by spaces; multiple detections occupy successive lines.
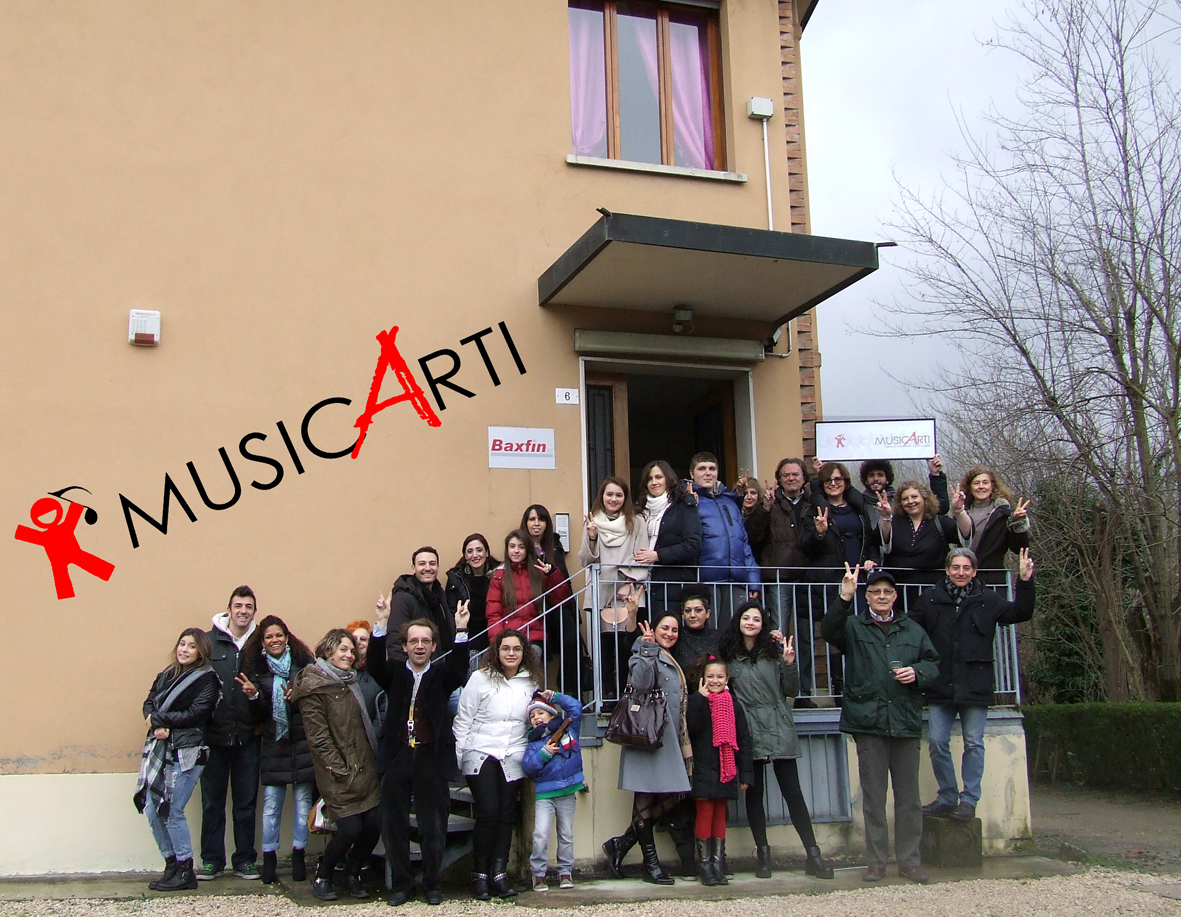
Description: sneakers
xmin=532 ymin=875 xmax=549 ymax=892
xmin=196 ymin=863 xmax=225 ymax=881
xmin=559 ymin=874 xmax=574 ymax=889
xmin=233 ymin=863 xmax=260 ymax=880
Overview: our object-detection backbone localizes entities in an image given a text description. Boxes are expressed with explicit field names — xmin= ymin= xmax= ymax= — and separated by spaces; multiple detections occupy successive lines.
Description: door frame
xmin=578 ymin=355 xmax=758 ymax=514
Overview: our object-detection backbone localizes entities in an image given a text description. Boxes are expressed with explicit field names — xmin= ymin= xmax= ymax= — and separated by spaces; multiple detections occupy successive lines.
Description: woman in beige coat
xmin=291 ymin=628 xmax=382 ymax=901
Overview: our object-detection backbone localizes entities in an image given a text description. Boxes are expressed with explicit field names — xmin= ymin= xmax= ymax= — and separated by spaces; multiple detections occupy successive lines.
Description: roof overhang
xmin=538 ymin=212 xmax=878 ymax=328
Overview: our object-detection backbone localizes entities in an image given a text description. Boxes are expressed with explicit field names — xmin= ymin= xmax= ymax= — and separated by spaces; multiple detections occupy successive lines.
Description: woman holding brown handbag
xmin=580 ymin=476 xmax=650 ymax=700
xmin=602 ymin=613 xmax=691 ymax=885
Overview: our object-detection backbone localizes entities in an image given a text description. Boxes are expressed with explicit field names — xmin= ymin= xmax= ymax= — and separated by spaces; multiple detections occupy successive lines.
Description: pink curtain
xmin=668 ymin=20 xmax=713 ymax=170
xmin=569 ymin=8 xmax=607 ymax=158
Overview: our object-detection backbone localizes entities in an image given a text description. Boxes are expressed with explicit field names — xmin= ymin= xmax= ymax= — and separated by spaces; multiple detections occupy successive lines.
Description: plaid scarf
xmin=265 ymin=647 xmax=293 ymax=741
xmin=944 ymin=576 xmax=973 ymax=609
xmin=707 ymin=689 xmax=738 ymax=784
xmin=133 ymin=665 xmax=211 ymax=818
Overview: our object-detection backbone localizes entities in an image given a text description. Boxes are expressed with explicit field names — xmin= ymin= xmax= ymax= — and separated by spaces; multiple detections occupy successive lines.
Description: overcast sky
xmin=800 ymin=1 xmax=1026 ymax=420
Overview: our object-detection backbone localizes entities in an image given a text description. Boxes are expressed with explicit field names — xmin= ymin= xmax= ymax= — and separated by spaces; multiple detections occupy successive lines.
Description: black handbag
xmin=604 ymin=684 xmax=668 ymax=748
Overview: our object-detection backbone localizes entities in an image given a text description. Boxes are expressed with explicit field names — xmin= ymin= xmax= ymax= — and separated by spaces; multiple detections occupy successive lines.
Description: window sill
xmin=565 ymin=154 xmax=747 ymax=183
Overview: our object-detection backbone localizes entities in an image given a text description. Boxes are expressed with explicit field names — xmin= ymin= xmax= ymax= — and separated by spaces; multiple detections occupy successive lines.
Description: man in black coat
xmin=908 ymin=546 xmax=1035 ymax=821
xmin=368 ymin=602 xmax=471 ymax=906
xmin=199 ymin=585 xmax=262 ymax=881
xmin=378 ymin=546 xmax=454 ymax=663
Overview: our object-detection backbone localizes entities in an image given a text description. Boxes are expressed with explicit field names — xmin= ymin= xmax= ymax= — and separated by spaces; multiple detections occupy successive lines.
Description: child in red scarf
xmin=685 ymin=655 xmax=754 ymax=886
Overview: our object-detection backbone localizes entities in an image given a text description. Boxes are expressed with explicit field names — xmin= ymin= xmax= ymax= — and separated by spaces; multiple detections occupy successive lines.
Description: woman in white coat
xmin=453 ymin=629 xmax=541 ymax=900
xmin=580 ymin=475 xmax=650 ymax=699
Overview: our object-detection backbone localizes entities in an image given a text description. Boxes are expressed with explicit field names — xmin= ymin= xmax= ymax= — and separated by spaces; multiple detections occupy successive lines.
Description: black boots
xmin=149 ymin=855 xmax=178 ymax=891
xmin=471 ymin=873 xmax=491 ymax=901
xmin=709 ymin=839 xmax=729 ymax=886
xmin=667 ymin=816 xmax=697 ymax=879
xmin=695 ymin=839 xmax=717 ymax=886
xmin=490 ymin=858 xmax=517 ymax=898
xmin=346 ymin=862 xmax=370 ymax=899
xmin=260 ymin=851 xmax=277 ymax=884
xmin=718 ymin=838 xmax=733 ymax=879
xmin=635 ymin=818 xmax=674 ymax=886
xmin=805 ymin=845 xmax=834 ymax=879
xmin=755 ymin=845 xmax=773 ymax=878
xmin=155 ymin=858 xmax=197 ymax=891
xmin=602 ymin=823 xmax=638 ymax=879
xmin=291 ymin=848 xmax=307 ymax=882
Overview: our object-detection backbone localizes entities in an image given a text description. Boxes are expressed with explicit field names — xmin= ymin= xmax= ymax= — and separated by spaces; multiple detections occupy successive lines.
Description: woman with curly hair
xmin=719 ymin=602 xmax=832 ymax=880
xmin=453 ymin=630 xmax=543 ymax=900
xmin=236 ymin=616 xmax=317 ymax=884
xmin=956 ymin=465 xmax=1031 ymax=580
xmin=876 ymin=480 xmax=966 ymax=609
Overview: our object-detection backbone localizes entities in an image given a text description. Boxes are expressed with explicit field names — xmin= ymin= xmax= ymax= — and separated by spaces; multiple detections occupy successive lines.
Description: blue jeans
xmin=927 ymin=703 xmax=988 ymax=806
xmin=530 ymin=793 xmax=576 ymax=877
xmin=261 ymin=782 xmax=314 ymax=852
xmin=145 ymin=762 xmax=204 ymax=862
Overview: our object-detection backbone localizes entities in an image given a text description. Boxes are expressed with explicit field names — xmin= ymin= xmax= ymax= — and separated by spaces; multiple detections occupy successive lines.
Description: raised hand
xmin=698 ymin=675 xmax=710 ymax=697
xmin=780 ymin=634 xmax=796 ymax=664
xmin=811 ymin=456 xmax=826 ymax=476
xmin=951 ymin=489 xmax=966 ymax=513
xmin=585 ymin=512 xmax=598 ymax=541
xmin=638 ymin=620 xmax=655 ymax=643
xmin=927 ymin=454 xmax=944 ymax=476
xmin=455 ymin=599 xmax=471 ymax=631
xmin=877 ymin=491 xmax=893 ymax=518
xmin=762 ymin=482 xmax=775 ymax=510
xmin=839 ymin=561 xmax=860 ymax=602
xmin=235 ymin=672 xmax=260 ymax=700
xmin=1018 ymin=547 xmax=1035 ymax=581
xmin=535 ymin=560 xmax=553 ymax=576
xmin=815 ymin=507 xmax=829 ymax=536
xmin=1012 ymin=497 xmax=1031 ymax=519
xmin=375 ymin=591 xmax=391 ymax=627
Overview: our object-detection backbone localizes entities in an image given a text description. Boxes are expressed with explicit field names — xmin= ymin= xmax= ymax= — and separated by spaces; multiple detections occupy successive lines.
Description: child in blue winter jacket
xmin=521 ymin=690 xmax=584 ymax=891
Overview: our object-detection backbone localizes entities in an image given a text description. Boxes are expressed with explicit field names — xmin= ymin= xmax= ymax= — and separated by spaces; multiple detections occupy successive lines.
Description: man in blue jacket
xmin=688 ymin=452 xmax=760 ymax=622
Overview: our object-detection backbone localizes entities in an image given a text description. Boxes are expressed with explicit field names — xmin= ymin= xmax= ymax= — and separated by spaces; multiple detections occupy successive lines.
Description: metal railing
xmin=461 ymin=564 xmax=1022 ymax=713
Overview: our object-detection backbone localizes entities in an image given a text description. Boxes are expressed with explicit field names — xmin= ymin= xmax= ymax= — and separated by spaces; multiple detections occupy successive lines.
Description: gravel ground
xmin=2 ymin=870 xmax=1180 ymax=917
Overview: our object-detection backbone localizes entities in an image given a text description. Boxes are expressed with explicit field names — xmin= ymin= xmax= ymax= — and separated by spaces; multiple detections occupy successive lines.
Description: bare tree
xmin=883 ymin=0 xmax=1181 ymax=699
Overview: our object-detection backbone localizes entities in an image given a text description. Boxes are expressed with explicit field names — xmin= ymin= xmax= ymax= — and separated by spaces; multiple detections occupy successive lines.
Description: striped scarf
xmin=707 ymin=689 xmax=738 ymax=784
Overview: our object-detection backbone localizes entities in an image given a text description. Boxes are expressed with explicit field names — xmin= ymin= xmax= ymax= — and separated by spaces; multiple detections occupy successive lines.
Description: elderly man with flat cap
xmin=822 ymin=564 xmax=939 ymax=884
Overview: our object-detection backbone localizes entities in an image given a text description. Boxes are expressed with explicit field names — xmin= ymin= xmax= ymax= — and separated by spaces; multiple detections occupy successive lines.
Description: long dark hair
xmin=719 ymin=601 xmax=780 ymax=663
xmin=590 ymin=475 xmax=638 ymax=532
xmin=500 ymin=529 xmax=546 ymax=618
xmin=481 ymin=629 xmax=545 ymax=685
xmin=164 ymin=627 xmax=213 ymax=678
xmin=520 ymin=504 xmax=560 ymax=564
xmin=450 ymin=532 xmax=500 ymax=572
xmin=241 ymin=615 xmax=314 ymax=673
xmin=637 ymin=460 xmax=682 ymax=506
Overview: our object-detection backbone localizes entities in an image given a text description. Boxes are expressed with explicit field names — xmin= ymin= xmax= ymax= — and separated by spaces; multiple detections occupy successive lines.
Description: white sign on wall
xmin=815 ymin=418 xmax=937 ymax=462
xmin=488 ymin=426 xmax=556 ymax=470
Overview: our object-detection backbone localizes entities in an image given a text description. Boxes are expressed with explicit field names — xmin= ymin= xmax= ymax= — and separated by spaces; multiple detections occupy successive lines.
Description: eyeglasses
xmin=825 ymin=477 xmax=847 ymax=485
xmin=866 ymin=588 xmax=896 ymax=597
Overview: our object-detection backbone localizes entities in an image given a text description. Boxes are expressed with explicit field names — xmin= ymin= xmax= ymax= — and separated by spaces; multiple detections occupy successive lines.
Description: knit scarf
xmin=944 ymin=577 xmax=973 ymax=609
xmin=265 ymin=647 xmax=293 ymax=741
xmin=707 ymin=689 xmax=738 ymax=784
xmin=593 ymin=509 xmax=631 ymax=549
xmin=315 ymin=657 xmax=379 ymax=754
xmin=644 ymin=492 xmax=670 ymax=543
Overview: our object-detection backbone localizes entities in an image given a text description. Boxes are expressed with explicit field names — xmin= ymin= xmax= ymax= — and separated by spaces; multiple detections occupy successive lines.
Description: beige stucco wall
xmin=0 ymin=0 xmax=806 ymax=778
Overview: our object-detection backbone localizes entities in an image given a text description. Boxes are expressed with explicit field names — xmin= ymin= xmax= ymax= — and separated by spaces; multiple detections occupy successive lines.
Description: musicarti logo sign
xmin=488 ymin=427 xmax=555 ymax=470
xmin=815 ymin=418 xmax=938 ymax=462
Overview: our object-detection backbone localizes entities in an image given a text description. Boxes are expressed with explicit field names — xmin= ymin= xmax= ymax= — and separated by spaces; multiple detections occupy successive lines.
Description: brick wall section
xmin=780 ymin=0 xmax=821 ymax=457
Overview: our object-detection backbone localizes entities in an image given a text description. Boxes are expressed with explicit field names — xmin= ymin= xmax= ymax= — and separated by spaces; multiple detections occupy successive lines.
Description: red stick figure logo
xmin=14 ymin=498 xmax=115 ymax=599
xmin=835 ymin=435 xmax=846 ymax=448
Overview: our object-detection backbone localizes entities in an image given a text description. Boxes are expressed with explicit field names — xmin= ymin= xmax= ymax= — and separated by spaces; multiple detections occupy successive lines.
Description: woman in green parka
xmin=719 ymin=602 xmax=833 ymax=880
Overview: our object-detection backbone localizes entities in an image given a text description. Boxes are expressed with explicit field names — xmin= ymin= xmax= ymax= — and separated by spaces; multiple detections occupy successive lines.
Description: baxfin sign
xmin=488 ymin=427 xmax=555 ymax=470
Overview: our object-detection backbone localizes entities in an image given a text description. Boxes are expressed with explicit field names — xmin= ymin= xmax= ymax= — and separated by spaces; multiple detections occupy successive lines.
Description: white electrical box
xmin=128 ymin=310 xmax=161 ymax=346
xmin=747 ymin=97 xmax=774 ymax=119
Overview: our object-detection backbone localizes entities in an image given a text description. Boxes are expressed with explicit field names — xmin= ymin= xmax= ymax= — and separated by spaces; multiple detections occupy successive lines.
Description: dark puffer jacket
xmin=821 ymin=596 xmax=939 ymax=738
xmin=247 ymin=654 xmax=316 ymax=787
xmin=388 ymin=574 xmax=453 ymax=663
xmin=686 ymin=691 xmax=754 ymax=800
xmin=968 ymin=499 xmax=1031 ymax=574
xmin=205 ymin=616 xmax=257 ymax=747
xmin=908 ymin=576 xmax=1035 ymax=705
xmin=445 ymin=562 xmax=495 ymax=651
xmin=647 ymin=491 xmax=703 ymax=585
xmin=142 ymin=668 xmax=221 ymax=749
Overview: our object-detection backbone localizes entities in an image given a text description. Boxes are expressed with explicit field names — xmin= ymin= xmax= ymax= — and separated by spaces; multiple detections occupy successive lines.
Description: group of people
xmin=132 ymin=449 xmax=1035 ymax=898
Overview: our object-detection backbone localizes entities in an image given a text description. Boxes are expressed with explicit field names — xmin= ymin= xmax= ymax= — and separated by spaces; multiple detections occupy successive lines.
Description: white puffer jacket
xmin=453 ymin=667 xmax=538 ymax=778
